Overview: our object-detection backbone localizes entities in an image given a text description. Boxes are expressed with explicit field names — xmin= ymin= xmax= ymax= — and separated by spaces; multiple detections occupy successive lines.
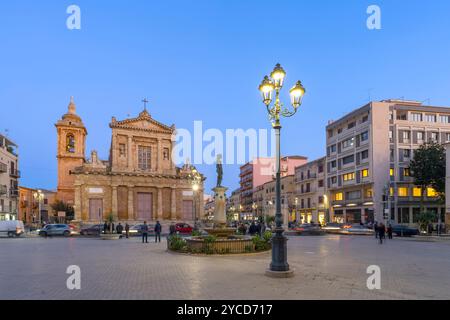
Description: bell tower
xmin=55 ymin=97 xmax=87 ymax=205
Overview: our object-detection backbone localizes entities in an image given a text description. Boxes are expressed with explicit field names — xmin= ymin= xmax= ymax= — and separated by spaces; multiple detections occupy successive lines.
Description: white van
xmin=0 ymin=220 xmax=25 ymax=237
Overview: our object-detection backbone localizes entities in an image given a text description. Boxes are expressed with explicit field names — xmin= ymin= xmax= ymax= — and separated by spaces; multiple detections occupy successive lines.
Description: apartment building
xmin=0 ymin=134 xmax=19 ymax=221
xmin=253 ymin=175 xmax=296 ymax=224
xmin=226 ymin=188 xmax=241 ymax=221
xmin=326 ymin=99 xmax=449 ymax=225
xmin=18 ymin=187 xmax=57 ymax=225
xmin=294 ymin=157 xmax=327 ymax=225
xmin=239 ymin=156 xmax=307 ymax=219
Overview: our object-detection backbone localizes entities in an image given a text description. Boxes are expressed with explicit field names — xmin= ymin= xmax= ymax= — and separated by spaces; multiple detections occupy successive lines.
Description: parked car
xmin=175 ymin=223 xmax=193 ymax=234
xmin=341 ymin=224 xmax=375 ymax=235
xmin=392 ymin=225 xmax=420 ymax=237
xmin=38 ymin=224 xmax=77 ymax=237
xmin=80 ymin=224 xmax=104 ymax=236
xmin=0 ymin=220 xmax=25 ymax=238
xmin=127 ymin=224 xmax=155 ymax=237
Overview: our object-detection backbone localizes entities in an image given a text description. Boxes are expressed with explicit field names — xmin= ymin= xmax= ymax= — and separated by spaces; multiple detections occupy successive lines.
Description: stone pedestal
xmin=212 ymin=186 xmax=228 ymax=226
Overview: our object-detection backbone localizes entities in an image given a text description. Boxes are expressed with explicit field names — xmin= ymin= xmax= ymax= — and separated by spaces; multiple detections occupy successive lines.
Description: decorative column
xmin=445 ymin=143 xmax=450 ymax=231
xmin=127 ymin=136 xmax=133 ymax=170
xmin=74 ymin=185 xmax=82 ymax=221
xmin=128 ymin=186 xmax=134 ymax=221
xmin=157 ymin=187 xmax=163 ymax=220
xmin=157 ymin=138 xmax=162 ymax=172
xmin=112 ymin=186 xmax=118 ymax=221
xmin=171 ymin=188 xmax=177 ymax=220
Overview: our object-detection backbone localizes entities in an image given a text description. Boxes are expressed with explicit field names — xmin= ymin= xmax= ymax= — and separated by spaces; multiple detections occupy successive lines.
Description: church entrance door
xmin=182 ymin=200 xmax=193 ymax=221
xmin=89 ymin=199 xmax=103 ymax=221
xmin=137 ymin=192 xmax=153 ymax=220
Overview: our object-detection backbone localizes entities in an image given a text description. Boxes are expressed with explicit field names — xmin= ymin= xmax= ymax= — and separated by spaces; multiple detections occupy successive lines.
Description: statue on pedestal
xmin=216 ymin=154 xmax=223 ymax=187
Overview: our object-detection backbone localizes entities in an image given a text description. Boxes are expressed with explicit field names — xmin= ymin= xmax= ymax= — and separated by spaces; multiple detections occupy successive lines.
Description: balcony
xmin=9 ymin=189 xmax=19 ymax=197
xmin=0 ymin=185 xmax=7 ymax=195
xmin=10 ymin=169 xmax=21 ymax=178
xmin=0 ymin=162 xmax=7 ymax=173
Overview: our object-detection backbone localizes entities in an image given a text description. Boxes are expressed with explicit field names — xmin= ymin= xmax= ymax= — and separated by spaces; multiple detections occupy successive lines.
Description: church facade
xmin=55 ymin=98 xmax=204 ymax=224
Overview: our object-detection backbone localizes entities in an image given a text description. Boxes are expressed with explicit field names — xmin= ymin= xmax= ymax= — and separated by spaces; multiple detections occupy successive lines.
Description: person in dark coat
xmin=116 ymin=223 xmax=123 ymax=235
xmin=387 ymin=224 xmax=393 ymax=240
xmin=125 ymin=223 xmax=130 ymax=239
xmin=256 ymin=222 xmax=262 ymax=236
xmin=378 ymin=223 xmax=386 ymax=244
xmin=141 ymin=221 xmax=149 ymax=243
xmin=169 ymin=223 xmax=176 ymax=236
xmin=154 ymin=221 xmax=162 ymax=243
xmin=249 ymin=222 xmax=257 ymax=236
xmin=103 ymin=221 xmax=108 ymax=234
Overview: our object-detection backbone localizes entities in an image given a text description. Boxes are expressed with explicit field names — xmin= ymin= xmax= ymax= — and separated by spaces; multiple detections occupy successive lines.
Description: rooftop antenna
xmin=421 ymin=98 xmax=431 ymax=105
xmin=368 ymin=88 xmax=374 ymax=102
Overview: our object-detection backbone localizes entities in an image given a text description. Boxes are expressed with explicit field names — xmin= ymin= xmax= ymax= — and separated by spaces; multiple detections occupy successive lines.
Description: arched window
xmin=66 ymin=134 xmax=75 ymax=153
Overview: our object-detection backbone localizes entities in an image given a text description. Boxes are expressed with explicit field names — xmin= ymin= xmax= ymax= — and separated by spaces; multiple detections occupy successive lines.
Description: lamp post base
xmin=265 ymin=268 xmax=295 ymax=278
xmin=268 ymin=228 xmax=290 ymax=273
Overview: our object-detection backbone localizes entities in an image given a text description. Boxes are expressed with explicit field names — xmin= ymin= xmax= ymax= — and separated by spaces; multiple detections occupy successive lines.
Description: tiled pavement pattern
xmin=1 ymin=235 xmax=449 ymax=300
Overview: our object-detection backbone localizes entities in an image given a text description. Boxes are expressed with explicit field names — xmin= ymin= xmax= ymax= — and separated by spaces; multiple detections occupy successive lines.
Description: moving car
xmin=294 ymin=224 xmax=326 ymax=236
xmin=392 ymin=225 xmax=420 ymax=237
xmin=128 ymin=224 xmax=155 ymax=237
xmin=0 ymin=220 xmax=25 ymax=238
xmin=38 ymin=224 xmax=77 ymax=237
xmin=341 ymin=224 xmax=374 ymax=235
xmin=80 ymin=224 xmax=104 ymax=236
xmin=322 ymin=223 xmax=344 ymax=234
xmin=175 ymin=223 xmax=193 ymax=234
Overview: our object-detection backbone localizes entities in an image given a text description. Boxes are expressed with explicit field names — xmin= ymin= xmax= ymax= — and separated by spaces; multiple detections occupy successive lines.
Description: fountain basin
xmin=185 ymin=235 xmax=255 ymax=254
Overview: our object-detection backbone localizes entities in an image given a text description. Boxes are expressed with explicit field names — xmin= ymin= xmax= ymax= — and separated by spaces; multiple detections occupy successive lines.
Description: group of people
xmin=103 ymin=221 xmax=130 ymax=237
xmin=238 ymin=221 xmax=267 ymax=236
xmin=139 ymin=221 xmax=162 ymax=243
xmin=373 ymin=222 xmax=393 ymax=244
xmin=102 ymin=220 xmax=162 ymax=243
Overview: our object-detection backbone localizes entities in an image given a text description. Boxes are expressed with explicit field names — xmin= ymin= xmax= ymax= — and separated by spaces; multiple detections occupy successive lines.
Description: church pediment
xmin=110 ymin=109 xmax=174 ymax=133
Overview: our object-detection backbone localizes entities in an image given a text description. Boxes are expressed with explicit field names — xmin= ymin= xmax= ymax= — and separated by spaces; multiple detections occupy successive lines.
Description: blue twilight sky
xmin=1 ymin=0 xmax=450 ymax=195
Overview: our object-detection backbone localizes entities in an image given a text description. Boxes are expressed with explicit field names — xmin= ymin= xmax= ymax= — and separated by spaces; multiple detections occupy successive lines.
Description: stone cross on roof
xmin=142 ymin=98 xmax=149 ymax=111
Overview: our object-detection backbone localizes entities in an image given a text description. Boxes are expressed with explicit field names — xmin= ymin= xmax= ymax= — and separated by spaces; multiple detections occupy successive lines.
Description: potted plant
xmin=100 ymin=213 xmax=121 ymax=240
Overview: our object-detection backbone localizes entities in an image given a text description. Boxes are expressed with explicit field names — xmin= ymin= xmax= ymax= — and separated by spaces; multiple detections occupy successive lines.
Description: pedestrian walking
xmin=103 ymin=221 xmax=108 ymax=234
xmin=125 ymin=223 xmax=130 ymax=239
xmin=374 ymin=222 xmax=379 ymax=239
xmin=116 ymin=222 xmax=123 ymax=235
xmin=141 ymin=221 xmax=149 ymax=243
xmin=378 ymin=223 xmax=386 ymax=244
xmin=387 ymin=224 xmax=393 ymax=240
xmin=154 ymin=220 xmax=162 ymax=243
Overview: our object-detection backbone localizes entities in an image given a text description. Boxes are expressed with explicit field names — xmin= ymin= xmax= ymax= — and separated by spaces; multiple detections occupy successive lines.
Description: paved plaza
xmin=1 ymin=235 xmax=449 ymax=300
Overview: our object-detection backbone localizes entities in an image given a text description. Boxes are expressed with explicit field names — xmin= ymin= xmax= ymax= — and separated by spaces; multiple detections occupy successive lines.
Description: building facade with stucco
xmin=56 ymin=98 xmax=204 ymax=225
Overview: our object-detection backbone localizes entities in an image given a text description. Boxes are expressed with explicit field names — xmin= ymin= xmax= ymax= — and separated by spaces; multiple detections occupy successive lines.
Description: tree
xmin=410 ymin=142 xmax=446 ymax=213
xmin=50 ymin=200 xmax=75 ymax=221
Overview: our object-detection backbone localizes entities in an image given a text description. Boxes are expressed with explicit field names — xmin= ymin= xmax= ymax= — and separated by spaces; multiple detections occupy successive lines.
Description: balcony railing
xmin=0 ymin=163 xmax=7 ymax=173
xmin=9 ymin=189 xmax=19 ymax=197
xmin=10 ymin=169 xmax=21 ymax=178
xmin=0 ymin=185 xmax=7 ymax=195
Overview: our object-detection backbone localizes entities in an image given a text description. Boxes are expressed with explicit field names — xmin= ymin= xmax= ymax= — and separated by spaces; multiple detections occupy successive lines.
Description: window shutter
xmin=398 ymin=130 xmax=404 ymax=143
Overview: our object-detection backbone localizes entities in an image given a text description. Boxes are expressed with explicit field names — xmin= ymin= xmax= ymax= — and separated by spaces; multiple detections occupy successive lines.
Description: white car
xmin=341 ymin=224 xmax=374 ymax=235
xmin=0 ymin=220 xmax=25 ymax=238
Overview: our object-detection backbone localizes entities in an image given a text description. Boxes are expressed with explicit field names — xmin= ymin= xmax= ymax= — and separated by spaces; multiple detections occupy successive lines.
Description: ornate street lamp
xmin=188 ymin=167 xmax=202 ymax=229
xmin=258 ymin=63 xmax=306 ymax=276
xmin=33 ymin=189 xmax=44 ymax=227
